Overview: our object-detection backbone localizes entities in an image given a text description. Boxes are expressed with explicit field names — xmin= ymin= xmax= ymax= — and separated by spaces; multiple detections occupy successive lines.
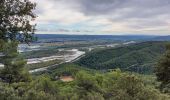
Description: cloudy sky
xmin=31 ymin=0 xmax=170 ymax=35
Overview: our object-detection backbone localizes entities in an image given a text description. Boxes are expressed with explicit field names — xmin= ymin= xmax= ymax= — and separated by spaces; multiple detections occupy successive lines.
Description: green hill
xmin=77 ymin=41 xmax=168 ymax=74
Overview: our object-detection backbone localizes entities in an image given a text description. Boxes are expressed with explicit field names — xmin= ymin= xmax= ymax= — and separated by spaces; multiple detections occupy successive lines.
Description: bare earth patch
xmin=60 ymin=76 xmax=74 ymax=82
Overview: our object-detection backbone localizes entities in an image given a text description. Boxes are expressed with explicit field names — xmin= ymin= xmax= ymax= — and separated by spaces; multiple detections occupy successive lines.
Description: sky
xmin=30 ymin=0 xmax=170 ymax=35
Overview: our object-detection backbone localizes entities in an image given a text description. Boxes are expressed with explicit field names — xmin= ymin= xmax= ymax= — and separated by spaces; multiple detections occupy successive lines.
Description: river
xmin=0 ymin=49 xmax=85 ymax=73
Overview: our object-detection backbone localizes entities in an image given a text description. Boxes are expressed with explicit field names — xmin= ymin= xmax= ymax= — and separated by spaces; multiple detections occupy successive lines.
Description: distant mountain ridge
xmin=34 ymin=34 xmax=170 ymax=42
xmin=152 ymin=35 xmax=170 ymax=41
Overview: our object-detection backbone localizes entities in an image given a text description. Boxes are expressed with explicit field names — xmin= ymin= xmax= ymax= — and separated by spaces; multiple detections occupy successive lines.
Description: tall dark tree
xmin=155 ymin=44 xmax=170 ymax=93
xmin=0 ymin=0 xmax=36 ymax=83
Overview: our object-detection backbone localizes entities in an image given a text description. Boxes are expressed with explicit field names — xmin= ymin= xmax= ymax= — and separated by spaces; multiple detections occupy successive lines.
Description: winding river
xmin=0 ymin=49 xmax=85 ymax=73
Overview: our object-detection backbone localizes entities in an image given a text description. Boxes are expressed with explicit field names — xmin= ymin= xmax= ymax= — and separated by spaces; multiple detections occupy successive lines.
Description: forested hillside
xmin=77 ymin=41 xmax=167 ymax=74
xmin=1 ymin=63 xmax=169 ymax=100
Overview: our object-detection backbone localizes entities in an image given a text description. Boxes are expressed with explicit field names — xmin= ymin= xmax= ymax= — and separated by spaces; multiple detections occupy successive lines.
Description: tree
xmin=155 ymin=44 xmax=170 ymax=93
xmin=75 ymin=71 xmax=103 ymax=99
xmin=107 ymin=75 xmax=165 ymax=100
xmin=0 ymin=0 xmax=36 ymax=83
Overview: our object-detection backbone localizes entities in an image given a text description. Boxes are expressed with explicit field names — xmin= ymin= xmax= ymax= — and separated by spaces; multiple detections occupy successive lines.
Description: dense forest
xmin=0 ymin=63 xmax=169 ymax=100
xmin=77 ymin=41 xmax=167 ymax=74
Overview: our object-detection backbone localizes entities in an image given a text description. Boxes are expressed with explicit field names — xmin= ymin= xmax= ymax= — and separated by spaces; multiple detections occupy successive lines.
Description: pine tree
xmin=155 ymin=44 xmax=170 ymax=93
xmin=0 ymin=0 xmax=36 ymax=83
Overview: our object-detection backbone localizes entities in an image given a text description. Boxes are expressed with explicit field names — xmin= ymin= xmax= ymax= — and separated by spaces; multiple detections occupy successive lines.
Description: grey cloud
xmin=37 ymin=27 xmax=93 ymax=33
xmin=73 ymin=0 xmax=170 ymax=30
xmin=76 ymin=0 xmax=128 ymax=15
xmin=126 ymin=19 xmax=169 ymax=29
xmin=35 ymin=0 xmax=170 ymax=34
xmin=36 ymin=0 xmax=170 ymax=21
xmin=75 ymin=0 xmax=170 ymax=16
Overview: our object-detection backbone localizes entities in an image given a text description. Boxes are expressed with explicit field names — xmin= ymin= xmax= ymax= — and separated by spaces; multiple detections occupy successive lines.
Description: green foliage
xmin=50 ymin=63 xmax=95 ymax=77
xmin=34 ymin=76 xmax=58 ymax=94
xmin=77 ymin=41 xmax=166 ymax=74
xmin=0 ymin=76 xmax=60 ymax=100
xmin=75 ymin=71 xmax=101 ymax=93
xmin=0 ymin=42 xmax=31 ymax=83
xmin=0 ymin=0 xmax=36 ymax=84
xmin=155 ymin=44 xmax=170 ymax=93
xmin=109 ymin=75 xmax=160 ymax=100
xmin=0 ymin=0 xmax=36 ymax=42
xmin=0 ymin=69 xmax=169 ymax=100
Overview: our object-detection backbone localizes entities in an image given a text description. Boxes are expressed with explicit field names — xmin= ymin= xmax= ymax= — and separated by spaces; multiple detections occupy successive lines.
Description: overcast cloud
xmin=31 ymin=0 xmax=170 ymax=35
